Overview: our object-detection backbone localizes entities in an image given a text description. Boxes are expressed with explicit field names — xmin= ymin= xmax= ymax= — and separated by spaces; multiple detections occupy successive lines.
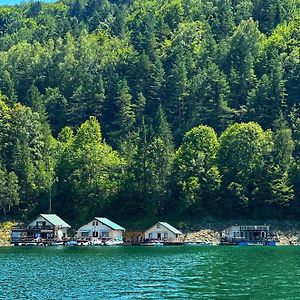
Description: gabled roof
xmin=40 ymin=214 xmax=71 ymax=228
xmin=95 ymin=217 xmax=125 ymax=231
xmin=159 ymin=222 xmax=182 ymax=235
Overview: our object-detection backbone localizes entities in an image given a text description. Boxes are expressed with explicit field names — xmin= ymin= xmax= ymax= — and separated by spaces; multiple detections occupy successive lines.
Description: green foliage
xmin=0 ymin=167 xmax=19 ymax=214
xmin=55 ymin=117 xmax=124 ymax=222
xmin=218 ymin=122 xmax=272 ymax=214
xmin=0 ymin=0 xmax=299 ymax=222
xmin=174 ymin=125 xmax=221 ymax=214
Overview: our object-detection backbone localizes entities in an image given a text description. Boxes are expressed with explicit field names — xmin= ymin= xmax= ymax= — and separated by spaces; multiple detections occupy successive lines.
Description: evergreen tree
xmin=226 ymin=19 xmax=261 ymax=112
xmin=110 ymin=79 xmax=135 ymax=147
xmin=0 ymin=167 xmax=19 ymax=215
xmin=188 ymin=62 xmax=233 ymax=133
xmin=166 ymin=53 xmax=189 ymax=141
xmin=253 ymin=0 xmax=281 ymax=34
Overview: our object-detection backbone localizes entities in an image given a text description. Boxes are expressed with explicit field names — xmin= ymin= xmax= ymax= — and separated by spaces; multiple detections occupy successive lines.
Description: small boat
xmin=23 ymin=242 xmax=38 ymax=246
xmin=184 ymin=242 xmax=211 ymax=246
xmin=264 ymin=241 xmax=276 ymax=246
xmin=105 ymin=240 xmax=124 ymax=246
xmin=91 ymin=239 xmax=104 ymax=246
xmin=143 ymin=242 xmax=164 ymax=246
xmin=65 ymin=240 xmax=79 ymax=246
xmin=51 ymin=241 xmax=64 ymax=246
xmin=239 ymin=241 xmax=249 ymax=246
xmin=80 ymin=241 xmax=91 ymax=246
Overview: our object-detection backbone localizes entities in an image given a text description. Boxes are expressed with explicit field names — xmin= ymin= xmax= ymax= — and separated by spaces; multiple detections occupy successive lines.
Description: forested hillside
xmin=0 ymin=0 xmax=299 ymax=225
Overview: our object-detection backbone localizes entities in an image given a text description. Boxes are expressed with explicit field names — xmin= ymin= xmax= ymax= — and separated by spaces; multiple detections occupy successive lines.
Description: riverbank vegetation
xmin=0 ymin=0 xmax=299 ymax=226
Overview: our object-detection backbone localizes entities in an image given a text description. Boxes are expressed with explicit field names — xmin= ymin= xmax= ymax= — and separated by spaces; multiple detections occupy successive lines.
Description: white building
xmin=144 ymin=222 xmax=183 ymax=242
xmin=77 ymin=217 xmax=125 ymax=241
xmin=222 ymin=225 xmax=270 ymax=242
xmin=27 ymin=214 xmax=71 ymax=240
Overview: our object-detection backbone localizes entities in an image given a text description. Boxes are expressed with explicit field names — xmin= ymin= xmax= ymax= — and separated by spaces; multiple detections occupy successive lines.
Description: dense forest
xmin=0 ymin=0 xmax=299 ymax=226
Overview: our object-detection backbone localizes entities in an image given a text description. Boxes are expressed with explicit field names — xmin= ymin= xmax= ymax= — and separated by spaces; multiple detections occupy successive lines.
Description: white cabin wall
xmin=77 ymin=220 xmax=124 ymax=240
xmin=225 ymin=226 xmax=241 ymax=238
xmin=57 ymin=228 xmax=68 ymax=239
xmin=110 ymin=230 xmax=124 ymax=241
xmin=144 ymin=224 xmax=180 ymax=241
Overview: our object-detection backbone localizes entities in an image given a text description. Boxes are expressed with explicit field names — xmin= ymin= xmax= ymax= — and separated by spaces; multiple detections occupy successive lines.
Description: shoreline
xmin=0 ymin=221 xmax=15 ymax=247
xmin=185 ymin=229 xmax=300 ymax=246
xmin=2 ymin=220 xmax=300 ymax=247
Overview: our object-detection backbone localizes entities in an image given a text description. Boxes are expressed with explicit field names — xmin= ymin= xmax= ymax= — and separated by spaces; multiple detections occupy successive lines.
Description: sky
xmin=0 ymin=0 xmax=54 ymax=5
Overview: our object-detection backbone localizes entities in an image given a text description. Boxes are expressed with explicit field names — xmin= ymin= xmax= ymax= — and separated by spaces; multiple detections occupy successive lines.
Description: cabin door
xmin=157 ymin=233 xmax=161 ymax=240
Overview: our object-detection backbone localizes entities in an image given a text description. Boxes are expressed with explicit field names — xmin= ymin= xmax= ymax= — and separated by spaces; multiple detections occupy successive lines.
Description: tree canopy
xmin=0 ymin=0 xmax=299 ymax=223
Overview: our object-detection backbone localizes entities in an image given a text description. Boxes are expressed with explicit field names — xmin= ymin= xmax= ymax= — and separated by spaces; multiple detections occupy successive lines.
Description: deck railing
xmin=239 ymin=225 xmax=269 ymax=231
xmin=27 ymin=225 xmax=55 ymax=231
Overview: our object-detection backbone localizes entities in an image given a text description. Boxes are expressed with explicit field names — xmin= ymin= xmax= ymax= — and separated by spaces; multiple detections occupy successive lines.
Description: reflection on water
xmin=0 ymin=246 xmax=299 ymax=299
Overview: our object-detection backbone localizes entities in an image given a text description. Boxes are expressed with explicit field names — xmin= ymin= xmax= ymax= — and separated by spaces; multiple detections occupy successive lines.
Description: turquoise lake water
xmin=0 ymin=246 xmax=299 ymax=299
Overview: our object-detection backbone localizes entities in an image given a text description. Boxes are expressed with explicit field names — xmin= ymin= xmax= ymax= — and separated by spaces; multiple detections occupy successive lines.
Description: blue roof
xmin=159 ymin=222 xmax=182 ymax=235
xmin=95 ymin=217 xmax=125 ymax=231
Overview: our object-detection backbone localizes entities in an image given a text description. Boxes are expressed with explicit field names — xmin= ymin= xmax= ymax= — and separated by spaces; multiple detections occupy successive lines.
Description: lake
xmin=0 ymin=246 xmax=299 ymax=299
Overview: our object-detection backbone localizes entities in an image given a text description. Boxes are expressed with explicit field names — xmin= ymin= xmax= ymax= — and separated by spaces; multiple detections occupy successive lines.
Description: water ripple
xmin=0 ymin=246 xmax=299 ymax=299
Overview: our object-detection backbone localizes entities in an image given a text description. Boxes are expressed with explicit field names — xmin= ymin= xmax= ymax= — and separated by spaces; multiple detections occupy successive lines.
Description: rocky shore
xmin=184 ymin=228 xmax=300 ymax=246
xmin=0 ymin=221 xmax=15 ymax=246
xmin=185 ymin=230 xmax=220 ymax=245
xmin=275 ymin=231 xmax=300 ymax=245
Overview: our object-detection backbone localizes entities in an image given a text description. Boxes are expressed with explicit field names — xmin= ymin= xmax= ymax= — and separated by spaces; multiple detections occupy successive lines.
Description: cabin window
xmin=96 ymin=221 xmax=98 ymax=226
xmin=262 ymin=232 xmax=265 ymax=238
xmin=82 ymin=232 xmax=89 ymax=238
xmin=241 ymin=232 xmax=244 ymax=238
xmin=92 ymin=221 xmax=95 ymax=226
xmin=164 ymin=233 xmax=168 ymax=239
xmin=102 ymin=232 xmax=109 ymax=238
xmin=92 ymin=231 xmax=98 ymax=237
xmin=234 ymin=232 xmax=236 ymax=238
xmin=157 ymin=224 xmax=161 ymax=229
xmin=36 ymin=221 xmax=46 ymax=227
xmin=149 ymin=233 xmax=153 ymax=239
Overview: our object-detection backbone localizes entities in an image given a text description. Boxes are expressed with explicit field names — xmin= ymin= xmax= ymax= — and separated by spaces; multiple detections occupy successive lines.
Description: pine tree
xmin=166 ymin=53 xmax=189 ymax=141
xmin=110 ymin=79 xmax=135 ymax=148
xmin=189 ymin=62 xmax=233 ymax=133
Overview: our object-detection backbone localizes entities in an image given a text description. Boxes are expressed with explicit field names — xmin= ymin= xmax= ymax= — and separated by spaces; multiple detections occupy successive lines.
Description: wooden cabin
xmin=76 ymin=217 xmax=125 ymax=241
xmin=144 ymin=222 xmax=183 ymax=242
xmin=123 ymin=231 xmax=145 ymax=243
xmin=27 ymin=214 xmax=71 ymax=240
xmin=11 ymin=214 xmax=71 ymax=244
xmin=221 ymin=225 xmax=271 ymax=244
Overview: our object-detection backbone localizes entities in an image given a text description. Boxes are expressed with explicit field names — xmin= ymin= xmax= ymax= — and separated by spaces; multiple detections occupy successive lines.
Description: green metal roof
xmin=40 ymin=214 xmax=71 ymax=228
xmin=95 ymin=217 xmax=125 ymax=231
xmin=159 ymin=222 xmax=182 ymax=235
